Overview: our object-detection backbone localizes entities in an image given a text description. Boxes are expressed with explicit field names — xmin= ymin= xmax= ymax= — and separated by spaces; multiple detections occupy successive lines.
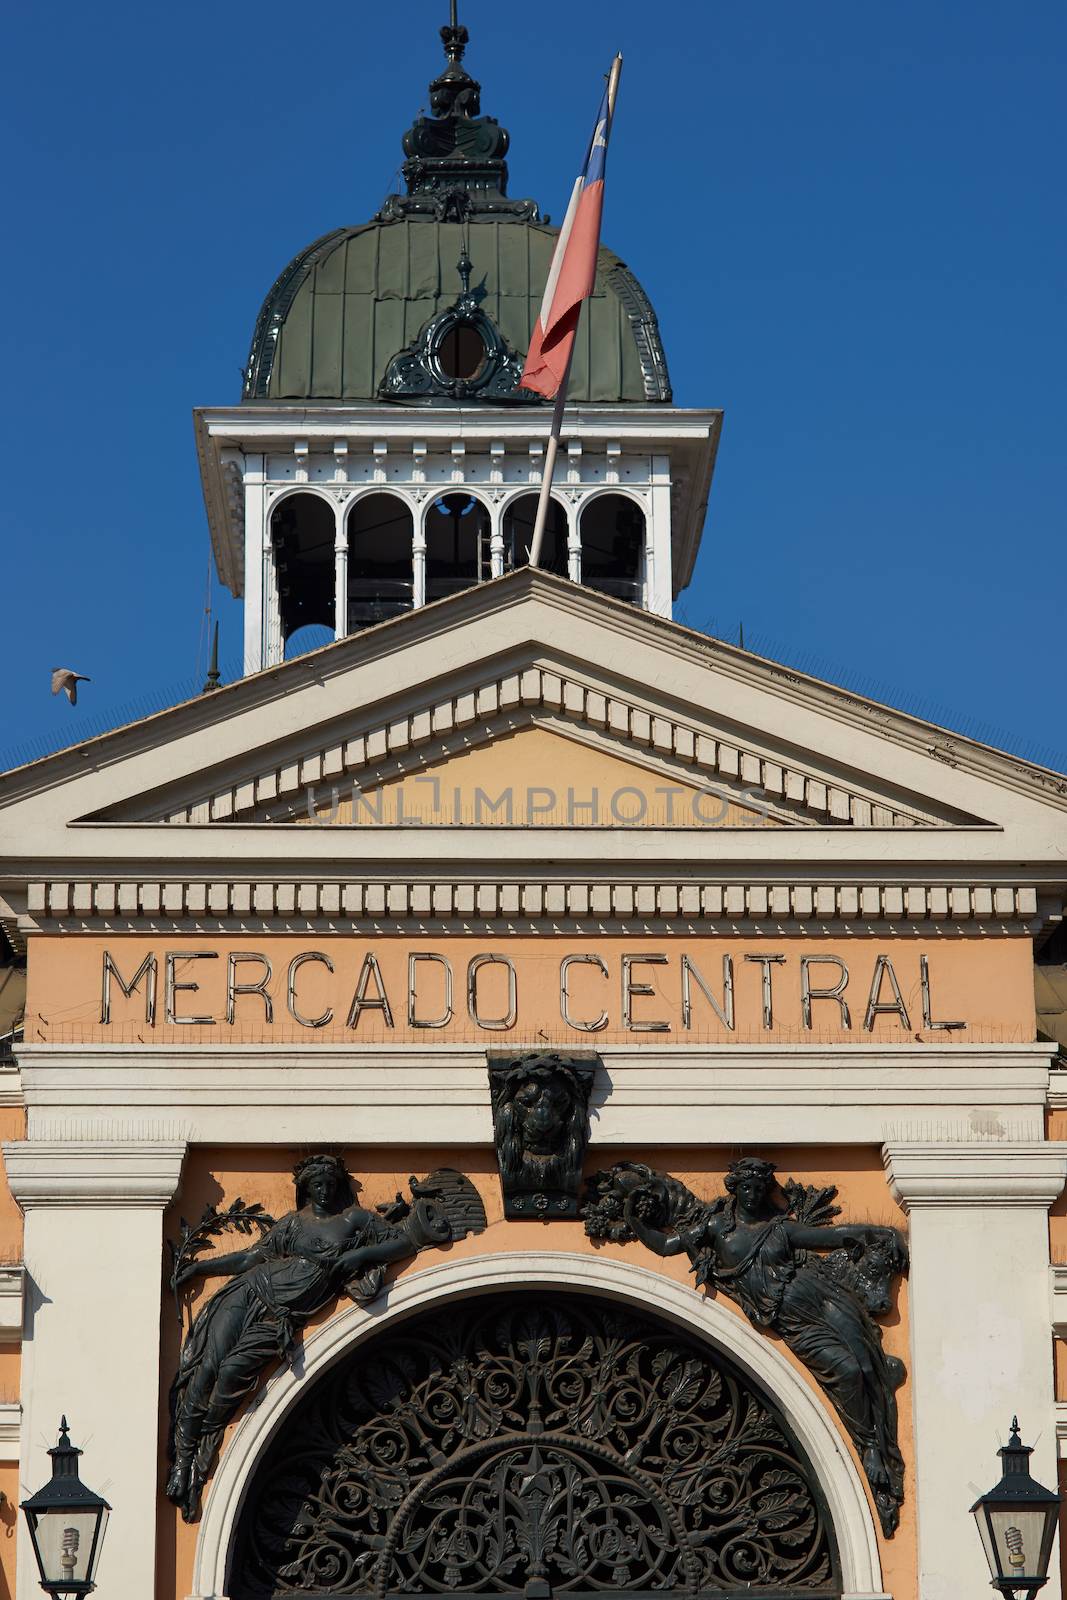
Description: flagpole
xmin=529 ymin=52 xmax=622 ymax=570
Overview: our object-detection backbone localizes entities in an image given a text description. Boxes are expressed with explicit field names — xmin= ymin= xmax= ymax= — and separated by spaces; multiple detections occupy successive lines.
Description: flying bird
xmin=51 ymin=668 xmax=91 ymax=705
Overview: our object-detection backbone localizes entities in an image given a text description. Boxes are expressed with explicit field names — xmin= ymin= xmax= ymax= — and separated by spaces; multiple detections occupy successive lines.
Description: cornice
xmin=195 ymin=402 xmax=724 ymax=443
xmin=883 ymin=1140 xmax=1067 ymax=1209
xmin=17 ymin=877 xmax=1046 ymax=928
xmin=2 ymin=1137 xmax=187 ymax=1209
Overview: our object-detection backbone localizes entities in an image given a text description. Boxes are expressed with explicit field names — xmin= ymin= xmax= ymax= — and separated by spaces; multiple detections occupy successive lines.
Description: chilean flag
xmin=520 ymin=65 xmax=620 ymax=400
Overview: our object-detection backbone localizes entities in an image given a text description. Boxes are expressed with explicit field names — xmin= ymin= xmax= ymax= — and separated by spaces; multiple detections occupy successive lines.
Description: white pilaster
xmin=4 ymin=1138 xmax=187 ymax=1600
xmin=648 ymin=453 xmax=673 ymax=618
xmin=242 ymin=455 xmax=266 ymax=674
xmin=883 ymin=1141 xmax=1067 ymax=1600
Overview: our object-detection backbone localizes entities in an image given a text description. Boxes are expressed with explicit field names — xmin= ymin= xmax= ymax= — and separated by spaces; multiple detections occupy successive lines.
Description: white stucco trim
xmin=190 ymin=1251 xmax=885 ymax=1600
xmin=0 ymin=1265 xmax=24 ymax=1341
xmin=0 ymin=1399 xmax=20 ymax=1462
xmin=15 ymin=1040 xmax=1056 ymax=1147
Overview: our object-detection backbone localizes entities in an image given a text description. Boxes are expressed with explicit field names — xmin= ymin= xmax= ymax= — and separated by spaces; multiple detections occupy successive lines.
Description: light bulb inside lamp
xmin=1005 ymin=1524 xmax=1026 ymax=1570
xmin=61 ymin=1525 xmax=79 ymax=1577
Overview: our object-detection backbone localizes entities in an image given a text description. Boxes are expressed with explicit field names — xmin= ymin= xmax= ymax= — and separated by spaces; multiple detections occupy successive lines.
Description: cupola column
xmin=567 ymin=506 xmax=582 ymax=583
xmin=412 ymin=507 xmax=428 ymax=608
xmin=334 ymin=502 xmax=349 ymax=641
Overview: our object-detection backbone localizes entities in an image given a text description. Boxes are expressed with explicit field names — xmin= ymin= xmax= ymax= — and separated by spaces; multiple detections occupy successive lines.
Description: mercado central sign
xmin=24 ymin=935 xmax=1033 ymax=1045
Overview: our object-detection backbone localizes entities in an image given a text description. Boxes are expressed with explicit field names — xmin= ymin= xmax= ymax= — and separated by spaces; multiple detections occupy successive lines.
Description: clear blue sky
xmin=2 ymin=0 xmax=1064 ymax=770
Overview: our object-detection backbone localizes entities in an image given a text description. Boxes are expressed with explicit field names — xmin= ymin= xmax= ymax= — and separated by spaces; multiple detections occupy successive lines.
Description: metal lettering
xmin=467 ymin=954 xmax=518 ymax=1031
xmin=346 ymin=954 xmax=395 ymax=1029
xmin=863 ymin=955 xmax=911 ymax=1032
xmin=408 ymin=953 xmax=454 ymax=1029
xmin=920 ymin=954 xmax=965 ymax=1031
xmin=560 ymin=953 xmax=610 ymax=1032
xmin=681 ymin=953 xmax=734 ymax=1030
xmin=227 ymin=952 xmax=274 ymax=1025
xmin=287 ymin=951 xmax=334 ymax=1029
xmin=744 ymin=953 xmax=786 ymax=1030
xmin=622 ymin=953 xmax=670 ymax=1032
xmin=800 ymin=956 xmax=851 ymax=1030
xmin=101 ymin=950 xmax=157 ymax=1026
xmin=165 ymin=951 xmax=219 ymax=1025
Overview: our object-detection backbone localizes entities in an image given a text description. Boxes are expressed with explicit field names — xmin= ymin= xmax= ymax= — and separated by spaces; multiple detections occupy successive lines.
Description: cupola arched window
xmin=425 ymin=493 xmax=492 ymax=602
xmin=270 ymin=493 xmax=336 ymax=657
xmin=346 ymin=494 xmax=415 ymax=632
xmin=502 ymin=494 xmax=569 ymax=577
xmin=580 ymin=494 xmax=645 ymax=604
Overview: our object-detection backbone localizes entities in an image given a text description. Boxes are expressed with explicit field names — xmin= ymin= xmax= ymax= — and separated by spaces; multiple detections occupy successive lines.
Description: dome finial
xmin=441 ymin=1 xmax=467 ymax=71
xmin=378 ymin=5 xmax=541 ymax=224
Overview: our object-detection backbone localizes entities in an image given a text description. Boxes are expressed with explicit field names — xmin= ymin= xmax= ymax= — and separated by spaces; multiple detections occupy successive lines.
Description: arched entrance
xmin=229 ymin=1291 xmax=841 ymax=1599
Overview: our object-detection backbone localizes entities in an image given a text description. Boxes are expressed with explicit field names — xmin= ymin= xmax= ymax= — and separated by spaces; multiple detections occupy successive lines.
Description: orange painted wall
xmin=158 ymin=1143 xmax=916 ymax=1600
xmin=295 ymin=725 xmax=772 ymax=828
xmin=27 ymin=932 xmax=1034 ymax=1049
xmin=0 ymin=1110 xmax=25 ymax=1267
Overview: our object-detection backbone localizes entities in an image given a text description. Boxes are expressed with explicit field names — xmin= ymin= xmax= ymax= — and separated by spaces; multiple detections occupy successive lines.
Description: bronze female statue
xmin=584 ymin=1156 xmax=908 ymax=1536
xmin=167 ymin=1154 xmax=484 ymax=1521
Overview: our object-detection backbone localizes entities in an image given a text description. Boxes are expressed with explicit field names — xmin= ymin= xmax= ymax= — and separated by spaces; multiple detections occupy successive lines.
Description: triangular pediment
xmin=281 ymin=723 xmax=786 ymax=829
xmin=2 ymin=571 xmax=1066 ymax=871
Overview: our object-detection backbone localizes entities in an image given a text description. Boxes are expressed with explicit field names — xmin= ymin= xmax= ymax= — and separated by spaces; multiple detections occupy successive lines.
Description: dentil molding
xmin=883 ymin=1140 xmax=1067 ymax=1209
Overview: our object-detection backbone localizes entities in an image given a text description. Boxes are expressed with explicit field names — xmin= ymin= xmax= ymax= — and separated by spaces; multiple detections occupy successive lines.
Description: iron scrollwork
xmin=233 ymin=1292 xmax=839 ymax=1598
xmin=166 ymin=1155 xmax=485 ymax=1522
xmin=489 ymin=1051 xmax=596 ymax=1219
xmin=379 ymin=252 xmax=540 ymax=405
xmin=583 ymin=1157 xmax=908 ymax=1537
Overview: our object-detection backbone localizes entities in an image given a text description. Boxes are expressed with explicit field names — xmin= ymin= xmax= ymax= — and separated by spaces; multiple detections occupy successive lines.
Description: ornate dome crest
xmin=379 ymin=251 xmax=539 ymax=404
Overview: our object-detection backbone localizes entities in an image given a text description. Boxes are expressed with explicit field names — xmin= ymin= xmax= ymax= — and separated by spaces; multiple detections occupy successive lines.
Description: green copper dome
xmin=242 ymin=219 xmax=670 ymax=405
xmin=241 ymin=17 xmax=671 ymax=406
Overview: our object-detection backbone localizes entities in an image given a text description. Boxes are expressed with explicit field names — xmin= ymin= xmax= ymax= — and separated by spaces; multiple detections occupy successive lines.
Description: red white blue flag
xmin=520 ymin=64 xmax=620 ymax=399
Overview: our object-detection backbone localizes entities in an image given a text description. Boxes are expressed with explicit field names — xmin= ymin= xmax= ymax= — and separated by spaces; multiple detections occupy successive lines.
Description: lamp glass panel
xmin=85 ymin=1505 xmax=109 ymax=1580
xmin=987 ymin=1508 xmax=1051 ymax=1580
xmin=31 ymin=1507 xmax=102 ymax=1584
xmin=973 ymin=1507 xmax=1000 ymax=1578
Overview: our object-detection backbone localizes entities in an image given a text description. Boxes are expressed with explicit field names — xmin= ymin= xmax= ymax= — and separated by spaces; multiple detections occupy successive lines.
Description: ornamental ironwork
xmin=582 ymin=1158 xmax=908 ymax=1538
xmin=231 ymin=1292 xmax=840 ymax=1598
xmin=378 ymin=253 xmax=539 ymax=406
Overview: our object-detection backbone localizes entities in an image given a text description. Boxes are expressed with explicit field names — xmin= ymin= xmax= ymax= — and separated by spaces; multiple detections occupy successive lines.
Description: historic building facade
xmin=1 ymin=18 xmax=1066 ymax=1600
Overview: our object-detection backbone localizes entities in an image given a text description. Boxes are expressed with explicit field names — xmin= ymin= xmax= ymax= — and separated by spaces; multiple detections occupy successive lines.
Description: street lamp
xmin=20 ymin=1419 xmax=110 ymax=1596
xmin=971 ymin=1417 xmax=1061 ymax=1598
